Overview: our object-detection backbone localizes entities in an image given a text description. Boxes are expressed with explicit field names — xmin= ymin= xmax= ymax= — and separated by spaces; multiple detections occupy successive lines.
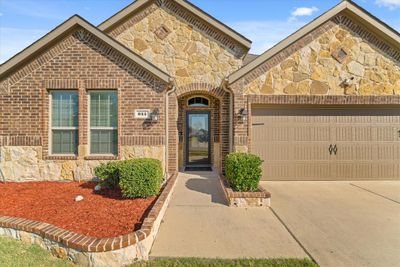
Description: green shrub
xmin=94 ymin=161 xmax=124 ymax=189
xmin=225 ymin=152 xmax=262 ymax=192
xmin=119 ymin=158 xmax=163 ymax=198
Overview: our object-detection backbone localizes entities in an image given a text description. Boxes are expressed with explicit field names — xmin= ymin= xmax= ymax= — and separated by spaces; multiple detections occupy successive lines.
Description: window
xmin=89 ymin=91 xmax=118 ymax=155
xmin=51 ymin=91 xmax=78 ymax=155
xmin=188 ymin=97 xmax=209 ymax=107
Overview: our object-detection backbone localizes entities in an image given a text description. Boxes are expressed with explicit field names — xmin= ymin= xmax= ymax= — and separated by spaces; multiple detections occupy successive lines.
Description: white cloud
xmin=289 ymin=7 xmax=319 ymax=21
xmin=229 ymin=20 xmax=306 ymax=55
xmin=376 ymin=0 xmax=400 ymax=9
xmin=0 ymin=27 xmax=48 ymax=63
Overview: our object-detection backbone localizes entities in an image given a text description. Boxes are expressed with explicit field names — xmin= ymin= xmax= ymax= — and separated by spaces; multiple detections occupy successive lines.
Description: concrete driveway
xmin=262 ymin=181 xmax=400 ymax=267
xmin=150 ymin=172 xmax=307 ymax=259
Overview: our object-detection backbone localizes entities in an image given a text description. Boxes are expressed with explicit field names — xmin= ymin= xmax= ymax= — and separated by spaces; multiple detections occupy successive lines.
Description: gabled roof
xmin=98 ymin=0 xmax=252 ymax=49
xmin=228 ymin=0 xmax=400 ymax=85
xmin=0 ymin=15 xmax=172 ymax=83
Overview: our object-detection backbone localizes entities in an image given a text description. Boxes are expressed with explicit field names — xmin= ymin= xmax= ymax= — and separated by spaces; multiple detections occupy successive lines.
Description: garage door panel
xmin=376 ymin=144 xmax=399 ymax=160
xmin=294 ymin=163 xmax=333 ymax=180
xmin=258 ymin=144 xmax=293 ymax=161
xmin=294 ymin=126 xmax=331 ymax=141
xmin=377 ymin=127 xmax=398 ymax=141
xmin=251 ymin=107 xmax=400 ymax=181
xmin=263 ymin=164 xmax=292 ymax=180
xmin=259 ymin=127 xmax=290 ymax=141
xmin=294 ymin=144 xmax=330 ymax=161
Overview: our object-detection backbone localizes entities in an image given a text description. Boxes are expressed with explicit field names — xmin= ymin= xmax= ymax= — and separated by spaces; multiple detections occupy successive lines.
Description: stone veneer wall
xmin=230 ymin=15 xmax=400 ymax=153
xmin=0 ymin=27 xmax=169 ymax=182
xmin=111 ymin=1 xmax=247 ymax=87
xmin=241 ymin=16 xmax=400 ymax=96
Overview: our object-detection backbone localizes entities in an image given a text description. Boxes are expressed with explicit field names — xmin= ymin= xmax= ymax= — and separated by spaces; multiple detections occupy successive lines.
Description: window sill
xmin=84 ymin=155 xmax=118 ymax=160
xmin=45 ymin=155 xmax=78 ymax=160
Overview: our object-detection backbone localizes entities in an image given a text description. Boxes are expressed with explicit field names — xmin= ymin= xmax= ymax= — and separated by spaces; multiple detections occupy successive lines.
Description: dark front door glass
xmin=187 ymin=112 xmax=210 ymax=165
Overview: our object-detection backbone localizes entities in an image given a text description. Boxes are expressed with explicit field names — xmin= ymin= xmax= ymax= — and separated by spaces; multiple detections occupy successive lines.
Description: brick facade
xmin=1 ymin=1 xmax=400 ymax=181
xmin=0 ymin=27 xmax=170 ymax=181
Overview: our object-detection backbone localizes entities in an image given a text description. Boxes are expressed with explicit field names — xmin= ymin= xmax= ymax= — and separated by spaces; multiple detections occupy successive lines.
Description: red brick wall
xmin=0 ymin=28 xmax=168 ymax=160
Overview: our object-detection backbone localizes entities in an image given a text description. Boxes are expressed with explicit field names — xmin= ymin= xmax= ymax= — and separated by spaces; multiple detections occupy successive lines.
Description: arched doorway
xmin=177 ymin=93 xmax=221 ymax=171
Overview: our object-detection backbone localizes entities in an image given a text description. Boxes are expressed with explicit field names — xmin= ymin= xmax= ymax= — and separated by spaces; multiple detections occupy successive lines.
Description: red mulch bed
xmin=0 ymin=181 xmax=157 ymax=238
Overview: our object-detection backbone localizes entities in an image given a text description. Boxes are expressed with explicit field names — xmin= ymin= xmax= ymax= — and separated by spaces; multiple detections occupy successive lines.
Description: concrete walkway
xmin=150 ymin=171 xmax=307 ymax=259
xmin=264 ymin=181 xmax=400 ymax=267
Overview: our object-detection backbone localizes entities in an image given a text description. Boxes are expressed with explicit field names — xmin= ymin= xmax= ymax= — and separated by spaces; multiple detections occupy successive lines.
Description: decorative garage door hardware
xmin=329 ymin=144 xmax=338 ymax=156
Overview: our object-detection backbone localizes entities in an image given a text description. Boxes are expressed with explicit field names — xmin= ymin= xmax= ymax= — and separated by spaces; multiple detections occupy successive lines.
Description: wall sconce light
xmin=151 ymin=108 xmax=159 ymax=122
xmin=238 ymin=108 xmax=248 ymax=122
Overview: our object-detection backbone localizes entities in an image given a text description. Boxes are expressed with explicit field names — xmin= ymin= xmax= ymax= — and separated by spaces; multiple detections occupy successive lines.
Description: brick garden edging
xmin=219 ymin=176 xmax=271 ymax=207
xmin=0 ymin=173 xmax=178 ymax=266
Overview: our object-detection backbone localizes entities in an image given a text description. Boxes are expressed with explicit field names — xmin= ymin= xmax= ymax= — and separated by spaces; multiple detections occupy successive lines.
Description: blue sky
xmin=0 ymin=0 xmax=399 ymax=63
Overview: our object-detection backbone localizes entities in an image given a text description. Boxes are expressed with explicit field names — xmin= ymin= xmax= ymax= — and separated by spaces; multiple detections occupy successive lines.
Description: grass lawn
xmin=0 ymin=236 xmax=73 ymax=267
xmin=0 ymin=235 xmax=317 ymax=267
xmin=130 ymin=258 xmax=318 ymax=267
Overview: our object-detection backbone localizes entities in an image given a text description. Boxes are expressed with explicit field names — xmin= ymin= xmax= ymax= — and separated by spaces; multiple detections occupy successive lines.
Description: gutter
xmin=221 ymin=78 xmax=233 ymax=153
xmin=165 ymin=78 xmax=177 ymax=177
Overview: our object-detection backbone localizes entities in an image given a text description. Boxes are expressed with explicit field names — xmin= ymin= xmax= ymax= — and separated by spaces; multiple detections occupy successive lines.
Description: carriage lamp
xmin=238 ymin=108 xmax=248 ymax=122
xmin=151 ymin=108 xmax=160 ymax=122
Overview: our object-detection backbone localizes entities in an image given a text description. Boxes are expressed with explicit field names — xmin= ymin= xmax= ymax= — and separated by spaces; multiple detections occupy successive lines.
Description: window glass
xmin=188 ymin=97 xmax=209 ymax=107
xmin=51 ymin=92 xmax=78 ymax=155
xmin=90 ymin=91 xmax=118 ymax=155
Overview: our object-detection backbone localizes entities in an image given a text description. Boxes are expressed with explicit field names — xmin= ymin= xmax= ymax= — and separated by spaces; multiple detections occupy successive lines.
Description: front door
xmin=186 ymin=111 xmax=211 ymax=166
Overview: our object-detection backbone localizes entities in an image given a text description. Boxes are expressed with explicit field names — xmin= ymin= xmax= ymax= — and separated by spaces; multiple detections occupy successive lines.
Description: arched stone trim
xmin=175 ymin=83 xmax=226 ymax=99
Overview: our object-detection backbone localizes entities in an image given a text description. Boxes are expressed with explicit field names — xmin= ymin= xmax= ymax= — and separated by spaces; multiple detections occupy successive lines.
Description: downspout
xmin=221 ymin=78 xmax=233 ymax=153
xmin=165 ymin=78 xmax=176 ymax=178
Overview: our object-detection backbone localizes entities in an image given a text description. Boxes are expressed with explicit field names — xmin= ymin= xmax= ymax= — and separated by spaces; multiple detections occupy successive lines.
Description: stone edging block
xmin=219 ymin=175 xmax=271 ymax=207
xmin=0 ymin=173 xmax=178 ymax=266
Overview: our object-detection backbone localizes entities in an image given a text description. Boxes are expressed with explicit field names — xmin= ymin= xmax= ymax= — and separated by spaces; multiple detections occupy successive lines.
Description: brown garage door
xmin=251 ymin=106 xmax=400 ymax=181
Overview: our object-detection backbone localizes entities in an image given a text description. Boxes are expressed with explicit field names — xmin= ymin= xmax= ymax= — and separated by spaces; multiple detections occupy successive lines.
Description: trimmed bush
xmin=225 ymin=152 xmax=262 ymax=192
xmin=119 ymin=158 xmax=163 ymax=198
xmin=94 ymin=161 xmax=123 ymax=189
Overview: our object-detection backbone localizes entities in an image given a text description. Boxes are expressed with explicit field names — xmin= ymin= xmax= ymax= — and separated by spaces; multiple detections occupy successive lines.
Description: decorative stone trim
xmin=0 ymin=136 xmax=42 ymax=146
xmin=0 ymin=79 xmax=10 ymax=94
xmin=219 ymin=176 xmax=271 ymax=208
xmin=121 ymin=135 xmax=165 ymax=146
xmin=0 ymin=173 xmax=178 ymax=265
xmin=248 ymin=95 xmax=400 ymax=105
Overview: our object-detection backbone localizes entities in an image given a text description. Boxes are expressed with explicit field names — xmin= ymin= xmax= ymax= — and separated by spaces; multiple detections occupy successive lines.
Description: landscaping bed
xmin=0 ymin=181 xmax=156 ymax=238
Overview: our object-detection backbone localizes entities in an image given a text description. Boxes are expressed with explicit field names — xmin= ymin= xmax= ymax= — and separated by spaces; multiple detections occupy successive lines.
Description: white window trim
xmin=187 ymin=96 xmax=210 ymax=107
xmin=48 ymin=90 xmax=78 ymax=157
xmin=88 ymin=90 xmax=118 ymax=157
